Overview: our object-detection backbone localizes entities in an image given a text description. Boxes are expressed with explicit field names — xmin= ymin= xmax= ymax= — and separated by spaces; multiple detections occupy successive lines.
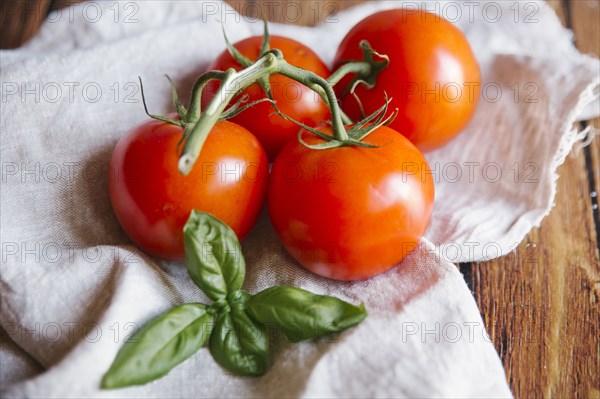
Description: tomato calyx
xmin=139 ymin=73 xmax=273 ymax=126
xmin=272 ymin=93 xmax=397 ymax=150
xmin=221 ymin=22 xmax=353 ymax=127
xmin=220 ymin=21 xmax=387 ymax=128
xmin=178 ymin=49 xmax=354 ymax=174
xmin=138 ymin=76 xmax=186 ymax=128
xmin=138 ymin=71 xmax=273 ymax=155
xmin=222 ymin=22 xmax=274 ymax=102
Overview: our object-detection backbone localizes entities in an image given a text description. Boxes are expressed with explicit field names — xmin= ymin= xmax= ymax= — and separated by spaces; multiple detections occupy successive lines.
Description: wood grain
xmin=1 ymin=0 xmax=598 ymax=397
xmin=225 ymin=0 xmax=367 ymax=25
xmin=464 ymin=1 xmax=600 ymax=397
xmin=0 ymin=1 xmax=52 ymax=49
xmin=0 ymin=0 xmax=86 ymax=48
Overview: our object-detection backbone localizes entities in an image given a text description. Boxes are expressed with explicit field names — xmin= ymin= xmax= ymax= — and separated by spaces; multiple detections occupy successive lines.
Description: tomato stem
xmin=178 ymin=50 xmax=356 ymax=175
xmin=276 ymin=63 xmax=349 ymax=142
xmin=179 ymin=53 xmax=280 ymax=175
xmin=328 ymin=61 xmax=375 ymax=87
xmin=331 ymin=41 xmax=389 ymax=97
xmin=186 ymin=71 xmax=228 ymax=124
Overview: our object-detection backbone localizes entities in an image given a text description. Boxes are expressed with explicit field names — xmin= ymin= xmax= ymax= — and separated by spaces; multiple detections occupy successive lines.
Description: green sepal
xmin=138 ymin=76 xmax=184 ymax=127
xmin=222 ymin=25 xmax=253 ymax=68
xmin=165 ymin=74 xmax=187 ymax=121
xmin=268 ymin=101 xmax=335 ymax=143
xmin=256 ymin=20 xmax=273 ymax=98
xmin=221 ymin=96 xmax=275 ymax=120
xmin=221 ymin=21 xmax=272 ymax=103
xmin=348 ymin=94 xmax=397 ymax=142
xmin=259 ymin=20 xmax=271 ymax=56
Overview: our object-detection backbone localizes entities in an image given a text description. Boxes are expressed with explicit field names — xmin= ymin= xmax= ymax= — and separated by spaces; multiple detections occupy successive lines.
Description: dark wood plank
xmin=0 ymin=0 xmax=89 ymax=49
xmin=570 ymin=0 xmax=600 ymax=258
xmin=472 ymin=156 xmax=599 ymax=398
xmin=469 ymin=1 xmax=600 ymax=398
xmin=566 ymin=1 xmax=600 ymax=394
xmin=0 ymin=1 xmax=52 ymax=49
xmin=226 ymin=0 xmax=367 ymax=26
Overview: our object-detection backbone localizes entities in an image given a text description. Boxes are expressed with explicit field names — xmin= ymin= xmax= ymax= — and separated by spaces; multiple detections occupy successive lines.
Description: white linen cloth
xmin=1 ymin=1 xmax=598 ymax=397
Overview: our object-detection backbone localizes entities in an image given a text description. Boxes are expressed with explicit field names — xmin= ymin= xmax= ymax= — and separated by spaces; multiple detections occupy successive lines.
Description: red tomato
xmin=203 ymin=35 xmax=331 ymax=160
xmin=109 ymin=118 xmax=268 ymax=260
xmin=268 ymin=126 xmax=435 ymax=281
xmin=334 ymin=9 xmax=481 ymax=151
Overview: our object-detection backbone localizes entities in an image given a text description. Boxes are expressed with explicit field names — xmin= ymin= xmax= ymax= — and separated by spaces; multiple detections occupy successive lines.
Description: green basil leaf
xmin=183 ymin=210 xmax=245 ymax=301
xmin=101 ymin=303 xmax=213 ymax=389
xmin=247 ymin=286 xmax=367 ymax=342
xmin=209 ymin=291 xmax=269 ymax=376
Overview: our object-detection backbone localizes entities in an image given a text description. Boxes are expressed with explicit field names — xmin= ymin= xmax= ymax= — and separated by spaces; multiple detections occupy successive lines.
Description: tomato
xmin=109 ymin=118 xmax=268 ymax=260
xmin=334 ymin=9 xmax=481 ymax=151
xmin=268 ymin=125 xmax=434 ymax=281
xmin=203 ymin=35 xmax=331 ymax=160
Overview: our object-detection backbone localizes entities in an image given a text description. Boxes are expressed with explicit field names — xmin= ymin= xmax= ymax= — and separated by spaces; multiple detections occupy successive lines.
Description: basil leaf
xmin=183 ymin=211 xmax=245 ymax=301
xmin=101 ymin=303 xmax=213 ymax=389
xmin=247 ymin=286 xmax=367 ymax=342
xmin=209 ymin=291 xmax=269 ymax=376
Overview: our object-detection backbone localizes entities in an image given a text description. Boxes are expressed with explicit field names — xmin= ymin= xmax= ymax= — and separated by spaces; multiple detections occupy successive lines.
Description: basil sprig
xmin=101 ymin=210 xmax=367 ymax=389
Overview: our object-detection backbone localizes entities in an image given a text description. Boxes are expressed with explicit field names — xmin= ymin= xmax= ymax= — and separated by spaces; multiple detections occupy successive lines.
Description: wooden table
xmin=2 ymin=0 xmax=598 ymax=397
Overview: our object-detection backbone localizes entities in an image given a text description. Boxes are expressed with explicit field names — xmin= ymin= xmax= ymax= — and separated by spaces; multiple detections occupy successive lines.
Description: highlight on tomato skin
xmin=108 ymin=118 xmax=269 ymax=261
xmin=267 ymin=125 xmax=435 ymax=281
xmin=203 ymin=35 xmax=331 ymax=160
xmin=334 ymin=9 xmax=481 ymax=152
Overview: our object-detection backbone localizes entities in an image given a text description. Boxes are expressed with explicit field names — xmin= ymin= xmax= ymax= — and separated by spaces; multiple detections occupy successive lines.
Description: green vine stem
xmin=287 ymin=40 xmax=387 ymax=127
xmin=219 ymin=23 xmax=387 ymax=127
xmin=178 ymin=42 xmax=388 ymax=175
xmin=179 ymin=50 xmax=350 ymax=175
xmin=178 ymin=52 xmax=279 ymax=174
xmin=137 ymin=17 xmax=391 ymax=175
xmin=139 ymin=37 xmax=389 ymax=175
xmin=327 ymin=40 xmax=389 ymax=93
xmin=186 ymin=71 xmax=228 ymax=124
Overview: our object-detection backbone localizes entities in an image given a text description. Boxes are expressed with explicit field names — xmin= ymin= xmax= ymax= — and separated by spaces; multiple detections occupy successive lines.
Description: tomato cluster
xmin=109 ymin=10 xmax=480 ymax=280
